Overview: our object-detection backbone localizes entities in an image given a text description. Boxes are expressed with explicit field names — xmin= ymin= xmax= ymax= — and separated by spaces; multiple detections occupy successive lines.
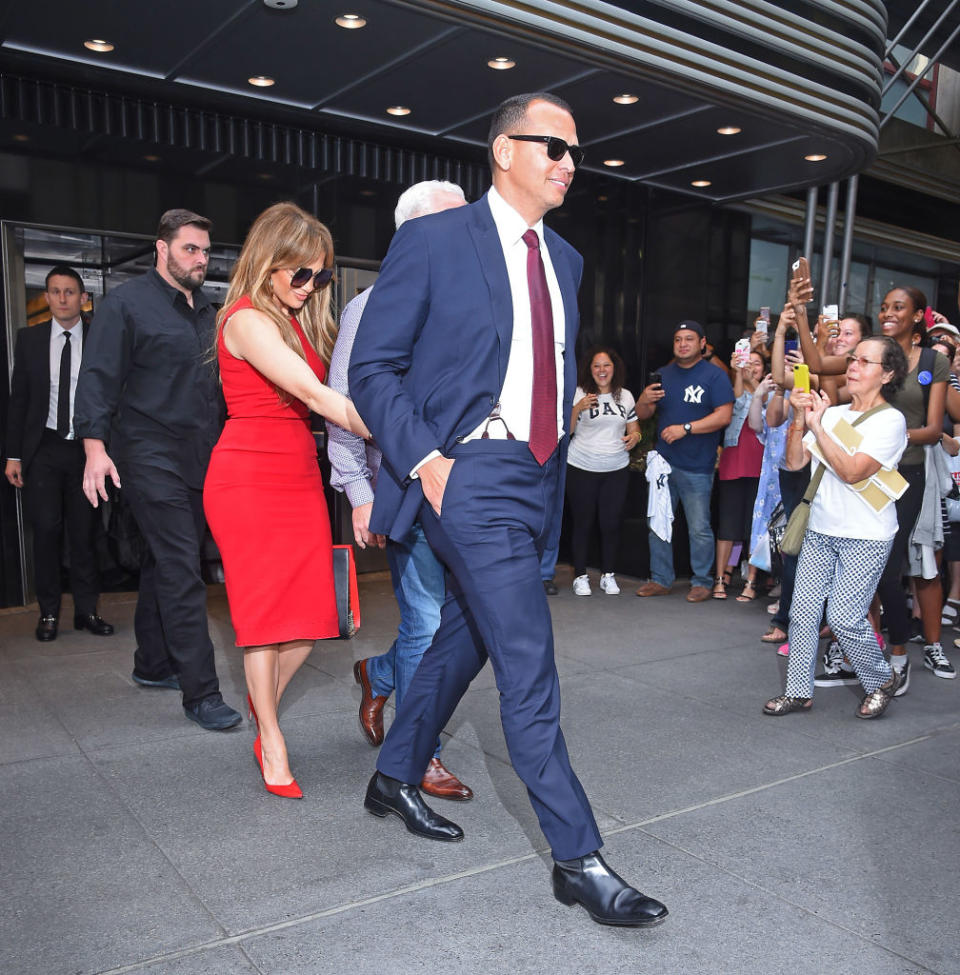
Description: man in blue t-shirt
xmin=635 ymin=320 xmax=734 ymax=601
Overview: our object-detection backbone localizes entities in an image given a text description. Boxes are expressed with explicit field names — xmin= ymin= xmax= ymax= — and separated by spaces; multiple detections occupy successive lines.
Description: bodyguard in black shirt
xmin=74 ymin=209 xmax=241 ymax=731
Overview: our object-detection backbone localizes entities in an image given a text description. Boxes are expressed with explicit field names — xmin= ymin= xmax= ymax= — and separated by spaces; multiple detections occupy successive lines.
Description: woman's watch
xmin=683 ymin=422 xmax=692 ymax=435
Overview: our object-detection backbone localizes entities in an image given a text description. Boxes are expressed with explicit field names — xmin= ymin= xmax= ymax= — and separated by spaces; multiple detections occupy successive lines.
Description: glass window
xmin=871 ymin=269 xmax=937 ymax=319
xmin=748 ymin=239 xmax=789 ymax=317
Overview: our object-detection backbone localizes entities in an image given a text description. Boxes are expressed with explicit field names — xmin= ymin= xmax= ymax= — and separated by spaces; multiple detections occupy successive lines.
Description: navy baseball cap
xmin=674 ymin=320 xmax=704 ymax=338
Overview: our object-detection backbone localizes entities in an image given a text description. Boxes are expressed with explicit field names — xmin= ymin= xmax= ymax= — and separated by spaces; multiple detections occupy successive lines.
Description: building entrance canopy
xmin=1 ymin=0 xmax=886 ymax=202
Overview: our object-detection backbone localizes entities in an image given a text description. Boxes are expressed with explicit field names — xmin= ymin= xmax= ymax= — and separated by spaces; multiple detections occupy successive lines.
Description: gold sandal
xmin=762 ymin=695 xmax=812 ymax=716
xmin=856 ymin=670 xmax=905 ymax=719
xmin=712 ymin=576 xmax=728 ymax=600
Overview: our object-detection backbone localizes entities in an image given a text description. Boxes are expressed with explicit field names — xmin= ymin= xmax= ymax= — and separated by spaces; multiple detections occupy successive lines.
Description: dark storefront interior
xmin=0 ymin=0 xmax=957 ymax=604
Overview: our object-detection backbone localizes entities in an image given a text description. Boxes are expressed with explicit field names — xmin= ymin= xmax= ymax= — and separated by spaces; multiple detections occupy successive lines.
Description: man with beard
xmin=74 ymin=209 xmax=240 ymax=730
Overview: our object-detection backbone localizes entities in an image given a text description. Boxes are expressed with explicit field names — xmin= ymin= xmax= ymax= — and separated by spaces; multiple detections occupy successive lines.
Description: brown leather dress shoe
xmin=420 ymin=757 xmax=474 ymax=801
xmin=686 ymin=585 xmax=711 ymax=602
xmin=353 ymin=659 xmax=388 ymax=746
xmin=635 ymin=581 xmax=670 ymax=597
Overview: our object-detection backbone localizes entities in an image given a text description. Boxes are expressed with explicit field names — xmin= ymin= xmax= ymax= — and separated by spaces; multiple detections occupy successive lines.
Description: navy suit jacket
xmin=349 ymin=194 xmax=582 ymax=541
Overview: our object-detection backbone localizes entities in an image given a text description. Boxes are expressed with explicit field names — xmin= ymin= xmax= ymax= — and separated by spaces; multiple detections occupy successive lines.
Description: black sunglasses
xmin=507 ymin=135 xmax=584 ymax=169
xmin=289 ymin=266 xmax=334 ymax=289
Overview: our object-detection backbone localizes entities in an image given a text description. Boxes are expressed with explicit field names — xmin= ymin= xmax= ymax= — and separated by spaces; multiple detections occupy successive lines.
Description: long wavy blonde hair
xmin=217 ymin=202 xmax=338 ymax=371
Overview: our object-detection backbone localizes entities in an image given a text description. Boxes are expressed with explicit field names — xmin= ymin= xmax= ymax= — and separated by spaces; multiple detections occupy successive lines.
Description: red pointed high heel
xmin=253 ymin=735 xmax=303 ymax=799
xmin=247 ymin=693 xmax=260 ymax=732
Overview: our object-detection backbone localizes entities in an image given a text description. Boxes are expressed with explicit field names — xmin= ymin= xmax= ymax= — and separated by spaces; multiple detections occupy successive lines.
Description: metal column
xmin=820 ymin=182 xmax=840 ymax=303
xmin=838 ymin=175 xmax=859 ymax=315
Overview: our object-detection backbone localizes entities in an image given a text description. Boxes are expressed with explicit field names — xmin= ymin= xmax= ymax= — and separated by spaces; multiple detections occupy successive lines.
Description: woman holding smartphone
xmin=763 ymin=336 xmax=908 ymax=718
xmin=566 ymin=347 xmax=640 ymax=596
xmin=713 ymin=349 xmax=765 ymax=600
xmin=873 ymin=286 xmax=954 ymax=686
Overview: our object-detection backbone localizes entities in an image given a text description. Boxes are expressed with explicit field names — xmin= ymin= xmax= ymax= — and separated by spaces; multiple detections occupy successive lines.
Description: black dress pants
xmin=121 ymin=465 xmax=219 ymax=708
xmin=23 ymin=430 xmax=99 ymax=618
xmin=564 ymin=464 xmax=630 ymax=576
xmin=771 ymin=464 xmax=810 ymax=633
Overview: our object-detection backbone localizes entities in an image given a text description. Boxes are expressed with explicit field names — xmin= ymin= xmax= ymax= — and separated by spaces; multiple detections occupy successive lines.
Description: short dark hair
xmin=864 ymin=336 xmax=908 ymax=399
xmin=44 ymin=265 xmax=84 ymax=291
xmin=578 ymin=345 xmax=627 ymax=399
xmin=156 ymin=208 xmax=211 ymax=246
xmin=487 ymin=92 xmax=573 ymax=170
xmin=844 ymin=313 xmax=872 ymax=338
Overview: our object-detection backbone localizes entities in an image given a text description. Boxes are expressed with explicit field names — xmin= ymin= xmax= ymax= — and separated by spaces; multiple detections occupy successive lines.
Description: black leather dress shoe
xmin=36 ymin=615 xmax=58 ymax=641
xmin=553 ymin=852 xmax=668 ymax=927
xmin=364 ymin=772 xmax=464 ymax=842
xmin=74 ymin=614 xmax=114 ymax=636
xmin=183 ymin=693 xmax=242 ymax=730
xmin=542 ymin=579 xmax=559 ymax=595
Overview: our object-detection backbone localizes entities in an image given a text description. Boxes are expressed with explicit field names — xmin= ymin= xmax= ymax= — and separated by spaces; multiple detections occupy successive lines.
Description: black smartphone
xmin=648 ymin=371 xmax=662 ymax=386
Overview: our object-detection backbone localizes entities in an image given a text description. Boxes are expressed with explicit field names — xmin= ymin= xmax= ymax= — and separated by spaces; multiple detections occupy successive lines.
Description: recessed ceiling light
xmin=386 ymin=105 xmax=411 ymax=116
xmin=805 ymin=153 xmax=827 ymax=161
xmin=691 ymin=180 xmax=712 ymax=187
xmin=613 ymin=94 xmax=638 ymax=105
xmin=83 ymin=39 xmax=114 ymax=52
xmin=717 ymin=126 xmax=741 ymax=135
xmin=335 ymin=13 xmax=366 ymax=28
xmin=603 ymin=159 xmax=625 ymax=167
xmin=143 ymin=154 xmax=160 ymax=162
xmin=12 ymin=133 xmax=30 ymax=142
xmin=487 ymin=57 xmax=515 ymax=70
xmin=248 ymin=75 xmax=275 ymax=87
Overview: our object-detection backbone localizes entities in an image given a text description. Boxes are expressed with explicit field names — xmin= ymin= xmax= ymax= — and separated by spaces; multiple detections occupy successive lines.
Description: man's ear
xmin=491 ymin=133 xmax=513 ymax=173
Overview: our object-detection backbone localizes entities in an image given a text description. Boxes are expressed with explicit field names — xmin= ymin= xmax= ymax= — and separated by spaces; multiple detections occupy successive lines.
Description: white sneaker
xmin=573 ymin=574 xmax=592 ymax=596
xmin=599 ymin=573 xmax=620 ymax=595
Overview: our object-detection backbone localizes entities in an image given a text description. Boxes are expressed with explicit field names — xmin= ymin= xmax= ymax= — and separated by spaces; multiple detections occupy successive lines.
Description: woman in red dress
xmin=204 ymin=202 xmax=368 ymax=799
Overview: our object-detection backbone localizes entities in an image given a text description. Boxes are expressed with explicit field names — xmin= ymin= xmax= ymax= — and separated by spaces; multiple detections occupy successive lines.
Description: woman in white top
xmin=567 ymin=347 xmax=640 ymax=596
xmin=763 ymin=336 xmax=909 ymax=719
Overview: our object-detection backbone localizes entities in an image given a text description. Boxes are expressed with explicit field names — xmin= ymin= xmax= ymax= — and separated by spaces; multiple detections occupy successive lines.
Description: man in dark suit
xmin=350 ymin=92 xmax=668 ymax=927
xmin=74 ymin=209 xmax=240 ymax=732
xmin=5 ymin=266 xmax=113 ymax=641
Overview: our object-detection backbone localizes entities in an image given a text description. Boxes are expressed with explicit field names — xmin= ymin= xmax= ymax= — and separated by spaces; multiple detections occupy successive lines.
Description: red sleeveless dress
xmin=203 ymin=296 xmax=338 ymax=646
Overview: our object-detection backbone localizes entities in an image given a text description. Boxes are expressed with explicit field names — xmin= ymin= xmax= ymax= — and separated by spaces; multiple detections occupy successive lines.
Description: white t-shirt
xmin=803 ymin=404 xmax=907 ymax=540
xmin=567 ymin=388 xmax=638 ymax=473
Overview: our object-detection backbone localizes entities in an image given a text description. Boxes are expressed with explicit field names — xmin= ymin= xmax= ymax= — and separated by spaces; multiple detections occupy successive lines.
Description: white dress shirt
xmin=464 ymin=186 xmax=565 ymax=444
xmin=412 ymin=187 xmax=566 ymax=477
xmin=48 ymin=318 xmax=83 ymax=439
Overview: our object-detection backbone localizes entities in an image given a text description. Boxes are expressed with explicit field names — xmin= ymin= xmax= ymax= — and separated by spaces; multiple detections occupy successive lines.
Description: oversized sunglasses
xmin=289 ymin=266 xmax=334 ymax=289
xmin=507 ymin=135 xmax=584 ymax=169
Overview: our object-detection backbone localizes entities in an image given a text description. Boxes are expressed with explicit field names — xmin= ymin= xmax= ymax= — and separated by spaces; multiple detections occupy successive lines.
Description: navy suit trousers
xmin=376 ymin=439 xmax=602 ymax=861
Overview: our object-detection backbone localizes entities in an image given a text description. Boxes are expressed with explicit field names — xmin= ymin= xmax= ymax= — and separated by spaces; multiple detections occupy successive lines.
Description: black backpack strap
xmin=918 ymin=346 xmax=937 ymax=416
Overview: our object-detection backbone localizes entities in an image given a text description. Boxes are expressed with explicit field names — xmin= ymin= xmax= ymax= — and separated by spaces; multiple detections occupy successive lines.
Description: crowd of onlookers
xmin=566 ymin=266 xmax=959 ymax=717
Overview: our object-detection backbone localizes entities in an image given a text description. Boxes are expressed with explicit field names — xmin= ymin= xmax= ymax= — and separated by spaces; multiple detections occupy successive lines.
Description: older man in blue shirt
xmin=327 ymin=179 xmax=473 ymax=802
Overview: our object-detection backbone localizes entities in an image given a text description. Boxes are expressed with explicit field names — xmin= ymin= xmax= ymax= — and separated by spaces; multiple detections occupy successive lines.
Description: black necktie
xmin=57 ymin=331 xmax=71 ymax=438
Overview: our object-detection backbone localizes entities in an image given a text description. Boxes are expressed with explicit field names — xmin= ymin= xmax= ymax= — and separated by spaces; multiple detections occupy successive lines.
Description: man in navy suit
xmin=350 ymin=92 xmax=668 ymax=927
xmin=5 ymin=266 xmax=113 ymax=641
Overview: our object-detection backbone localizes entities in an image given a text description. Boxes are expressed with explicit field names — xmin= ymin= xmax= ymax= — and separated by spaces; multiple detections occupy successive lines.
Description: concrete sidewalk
xmin=1 ymin=567 xmax=958 ymax=975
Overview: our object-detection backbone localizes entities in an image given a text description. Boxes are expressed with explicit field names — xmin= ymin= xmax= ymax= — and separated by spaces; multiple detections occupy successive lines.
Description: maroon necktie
xmin=522 ymin=229 xmax=557 ymax=464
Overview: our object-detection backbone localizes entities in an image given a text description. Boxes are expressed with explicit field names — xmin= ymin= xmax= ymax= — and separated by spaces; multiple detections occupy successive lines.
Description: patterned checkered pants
xmin=785 ymin=531 xmax=894 ymax=698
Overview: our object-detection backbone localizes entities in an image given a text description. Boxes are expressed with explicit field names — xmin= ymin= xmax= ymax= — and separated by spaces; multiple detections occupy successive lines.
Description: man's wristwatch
xmin=683 ymin=423 xmax=692 ymax=435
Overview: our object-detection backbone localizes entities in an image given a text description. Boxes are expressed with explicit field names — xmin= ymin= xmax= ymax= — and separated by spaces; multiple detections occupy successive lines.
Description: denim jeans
xmin=366 ymin=520 xmax=445 ymax=757
xmin=648 ymin=466 xmax=715 ymax=589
